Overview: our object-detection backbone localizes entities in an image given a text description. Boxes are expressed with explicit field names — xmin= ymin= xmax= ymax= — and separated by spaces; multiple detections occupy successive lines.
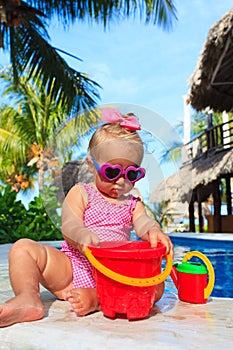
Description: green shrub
xmin=0 ymin=186 xmax=62 ymax=244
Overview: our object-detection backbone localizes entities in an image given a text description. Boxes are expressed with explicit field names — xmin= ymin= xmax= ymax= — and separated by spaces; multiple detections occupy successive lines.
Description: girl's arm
xmin=61 ymin=184 xmax=99 ymax=251
xmin=132 ymin=200 xmax=173 ymax=257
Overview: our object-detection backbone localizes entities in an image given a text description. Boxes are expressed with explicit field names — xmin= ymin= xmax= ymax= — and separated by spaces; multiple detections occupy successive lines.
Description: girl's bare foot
xmin=65 ymin=288 xmax=100 ymax=316
xmin=0 ymin=293 xmax=44 ymax=327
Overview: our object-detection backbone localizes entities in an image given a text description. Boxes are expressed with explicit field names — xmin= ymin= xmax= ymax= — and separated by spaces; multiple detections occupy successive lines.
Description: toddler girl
xmin=0 ymin=108 xmax=173 ymax=327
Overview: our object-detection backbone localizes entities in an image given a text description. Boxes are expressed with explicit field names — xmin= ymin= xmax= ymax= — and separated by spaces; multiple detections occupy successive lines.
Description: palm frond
xmin=1 ymin=0 xmax=176 ymax=115
xmin=2 ymin=5 xmax=100 ymax=114
xmin=0 ymin=107 xmax=28 ymax=163
xmin=29 ymin=0 xmax=177 ymax=30
xmin=55 ymin=109 xmax=101 ymax=160
xmin=10 ymin=21 xmax=100 ymax=113
xmin=159 ymin=141 xmax=183 ymax=163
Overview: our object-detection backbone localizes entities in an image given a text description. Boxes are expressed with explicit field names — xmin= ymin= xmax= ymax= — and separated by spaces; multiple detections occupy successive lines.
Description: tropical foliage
xmin=190 ymin=111 xmax=223 ymax=137
xmin=0 ymin=185 xmax=62 ymax=243
xmin=0 ymin=67 xmax=100 ymax=192
xmin=145 ymin=200 xmax=173 ymax=230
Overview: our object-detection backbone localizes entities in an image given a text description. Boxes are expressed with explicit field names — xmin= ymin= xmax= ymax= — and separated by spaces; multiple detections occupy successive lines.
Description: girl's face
xmin=88 ymin=138 xmax=144 ymax=199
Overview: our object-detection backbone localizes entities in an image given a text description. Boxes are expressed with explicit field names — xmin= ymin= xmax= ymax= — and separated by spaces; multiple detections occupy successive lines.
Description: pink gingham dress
xmin=61 ymin=183 xmax=139 ymax=288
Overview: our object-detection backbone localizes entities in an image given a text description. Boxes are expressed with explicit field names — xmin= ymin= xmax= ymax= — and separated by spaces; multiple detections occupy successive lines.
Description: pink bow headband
xmin=101 ymin=108 xmax=141 ymax=131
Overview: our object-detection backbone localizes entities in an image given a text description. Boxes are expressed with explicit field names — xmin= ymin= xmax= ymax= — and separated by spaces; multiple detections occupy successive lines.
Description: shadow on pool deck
xmin=1 ymin=242 xmax=233 ymax=350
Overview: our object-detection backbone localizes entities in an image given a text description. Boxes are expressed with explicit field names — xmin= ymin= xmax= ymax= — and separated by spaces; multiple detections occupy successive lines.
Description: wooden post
xmin=198 ymin=201 xmax=204 ymax=232
xmin=213 ymin=180 xmax=222 ymax=233
xmin=189 ymin=200 xmax=195 ymax=232
xmin=205 ymin=111 xmax=215 ymax=149
xmin=225 ymin=175 xmax=232 ymax=215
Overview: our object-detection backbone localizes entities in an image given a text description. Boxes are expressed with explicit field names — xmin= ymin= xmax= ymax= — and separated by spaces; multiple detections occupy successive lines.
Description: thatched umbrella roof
xmin=53 ymin=160 xmax=94 ymax=201
xmin=188 ymin=9 xmax=233 ymax=112
xmin=150 ymin=148 xmax=233 ymax=204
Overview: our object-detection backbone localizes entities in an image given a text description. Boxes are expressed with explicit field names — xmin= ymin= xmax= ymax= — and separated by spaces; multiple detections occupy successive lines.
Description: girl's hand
xmin=76 ymin=231 xmax=100 ymax=256
xmin=141 ymin=226 xmax=174 ymax=260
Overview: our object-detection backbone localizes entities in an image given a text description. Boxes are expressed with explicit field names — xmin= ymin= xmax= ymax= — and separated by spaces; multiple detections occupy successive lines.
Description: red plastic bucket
xmin=87 ymin=241 xmax=171 ymax=320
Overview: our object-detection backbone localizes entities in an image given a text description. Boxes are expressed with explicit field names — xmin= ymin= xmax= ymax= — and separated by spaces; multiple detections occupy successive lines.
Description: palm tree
xmin=0 ymin=1 xmax=177 ymax=113
xmin=0 ymin=68 xmax=100 ymax=192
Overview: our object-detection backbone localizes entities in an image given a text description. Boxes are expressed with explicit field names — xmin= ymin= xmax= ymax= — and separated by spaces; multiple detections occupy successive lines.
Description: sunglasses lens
xmin=105 ymin=167 xmax=121 ymax=180
xmin=127 ymin=169 xmax=141 ymax=181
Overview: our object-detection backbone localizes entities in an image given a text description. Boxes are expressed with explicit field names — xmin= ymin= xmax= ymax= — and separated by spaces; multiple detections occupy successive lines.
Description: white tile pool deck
xmin=0 ymin=236 xmax=233 ymax=350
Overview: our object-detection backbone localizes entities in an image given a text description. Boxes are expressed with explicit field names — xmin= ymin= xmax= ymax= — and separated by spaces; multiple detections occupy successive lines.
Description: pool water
xmin=167 ymin=237 xmax=233 ymax=298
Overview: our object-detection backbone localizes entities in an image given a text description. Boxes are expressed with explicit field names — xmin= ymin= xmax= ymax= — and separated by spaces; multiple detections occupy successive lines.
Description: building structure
xmin=151 ymin=9 xmax=233 ymax=233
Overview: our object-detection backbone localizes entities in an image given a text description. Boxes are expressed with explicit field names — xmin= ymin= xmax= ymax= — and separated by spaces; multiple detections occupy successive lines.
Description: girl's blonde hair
xmin=88 ymin=117 xmax=144 ymax=163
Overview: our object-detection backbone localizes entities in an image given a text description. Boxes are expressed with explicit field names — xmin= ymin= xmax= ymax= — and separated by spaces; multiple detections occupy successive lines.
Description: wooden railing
xmin=182 ymin=119 xmax=233 ymax=162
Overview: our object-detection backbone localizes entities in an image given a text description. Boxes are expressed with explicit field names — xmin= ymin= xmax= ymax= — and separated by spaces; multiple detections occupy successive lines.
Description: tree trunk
xmin=38 ymin=162 xmax=45 ymax=192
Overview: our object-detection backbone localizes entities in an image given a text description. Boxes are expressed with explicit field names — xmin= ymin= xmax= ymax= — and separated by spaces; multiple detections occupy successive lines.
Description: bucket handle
xmin=85 ymin=247 xmax=172 ymax=287
xmin=182 ymin=251 xmax=215 ymax=299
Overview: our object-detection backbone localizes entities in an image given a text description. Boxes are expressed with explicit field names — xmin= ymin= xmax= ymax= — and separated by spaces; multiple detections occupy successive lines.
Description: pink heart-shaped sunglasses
xmin=92 ymin=156 xmax=146 ymax=183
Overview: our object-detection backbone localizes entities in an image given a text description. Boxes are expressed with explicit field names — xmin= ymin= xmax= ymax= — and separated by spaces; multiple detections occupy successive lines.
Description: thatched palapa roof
xmin=53 ymin=160 xmax=94 ymax=201
xmin=150 ymin=148 xmax=233 ymax=204
xmin=188 ymin=9 xmax=233 ymax=112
